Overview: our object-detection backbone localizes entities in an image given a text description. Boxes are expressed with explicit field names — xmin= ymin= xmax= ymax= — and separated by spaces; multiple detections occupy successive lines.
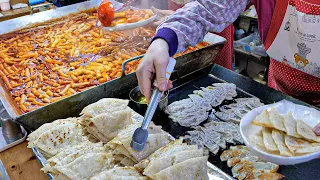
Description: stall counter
xmin=0 ymin=141 xmax=48 ymax=180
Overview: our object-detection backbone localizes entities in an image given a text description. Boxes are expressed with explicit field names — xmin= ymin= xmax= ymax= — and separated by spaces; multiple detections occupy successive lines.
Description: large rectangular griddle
xmin=128 ymin=64 xmax=320 ymax=180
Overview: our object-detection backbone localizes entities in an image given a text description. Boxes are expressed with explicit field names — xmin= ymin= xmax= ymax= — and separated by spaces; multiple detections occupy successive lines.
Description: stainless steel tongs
xmin=130 ymin=57 xmax=176 ymax=151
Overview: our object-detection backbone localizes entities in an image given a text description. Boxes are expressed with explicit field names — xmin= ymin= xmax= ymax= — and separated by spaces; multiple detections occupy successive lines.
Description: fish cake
xmin=283 ymin=112 xmax=302 ymax=138
xmin=297 ymin=120 xmax=320 ymax=143
xmin=269 ymin=108 xmax=286 ymax=132
xmin=262 ymin=127 xmax=279 ymax=152
xmin=252 ymin=110 xmax=273 ymax=128
xmin=272 ymin=130 xmax=293 ymax=157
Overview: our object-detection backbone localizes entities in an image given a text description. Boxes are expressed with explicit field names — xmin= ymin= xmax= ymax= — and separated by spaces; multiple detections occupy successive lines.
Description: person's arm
xmin=137 ymin=0 xmax=248 ymax=102
xmin=154 ymin=0 xmax=248 ymax=56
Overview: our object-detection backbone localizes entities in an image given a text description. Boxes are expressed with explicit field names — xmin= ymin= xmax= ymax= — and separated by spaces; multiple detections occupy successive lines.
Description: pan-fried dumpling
xmin=262 ymin=128 xmax=278 ymax=152
xmin=143 ymin=149 xmax=204 ymax=178
xmin=84 ymin=126 xmax=109 ymax=143
xmin=153 ymin=156 xmax=209 ymax=180
xmin=121 ymin=133 xmax=171 ymax=162
xmin=212 ymin=83 xmax=237 ymax=100
xmin=113 ymin=143 xmax=138 ymax=163
xmin=86 ymin=109 xmax=133 ymax=142
xmin=42 ymin=142 xmax=104 ymax=173
xmin=283 ymin=112 xmax=302 ymax=138
xmin=166 ymin=99 xmax=194 ymax=114
xmin=81 ymin=98 xmax=129 ymax=118
xmin=188 ymin=94 xmax=212 ymax=111
xmin=297 ymin=120 xmax=320 ymax=143
xmin=120 ymin=157 xmax=136 ymax=166
xmin=90 ymin=167 xmax=147 ymax=180
xmin=55 ymin=153 xmax=114 ymax=180
xmin=269 ymin=108 xmax=286 ymax=132
xmin=220 ymin=146 xmax=250 ymax=162
xmin=196 ymin=86 xmax=226 ymax=107
xmin=169 ymin=105 xmax=208 ymax=127
xmin=251 ymin=110 xmax=273 ymax=128
xmin=107 ymin=122 xmax=142 ymax=149
xmin=215 ymin=108 xmax=242 ymax=123
xmin=271 ymin=130 xmax=293 ymax=157
xmin=244 ymin=171 xmax=284 ymax=180
xmin=227 ymin=154 xmax=260 ymax=168
xmin=285 ymin=135 xmax=320 ymax=154
xmin=231 ymin=161 xmax=279 ymax=179
xmin=106 ymin=121 xmax=161 ymax=149
xmin=234 ymin=98 xmax=264 ymax=109
xmin=107 ymin=122 xmax=170 ymax=165
xmin=30 ymin=122 xmax=88 ymax=158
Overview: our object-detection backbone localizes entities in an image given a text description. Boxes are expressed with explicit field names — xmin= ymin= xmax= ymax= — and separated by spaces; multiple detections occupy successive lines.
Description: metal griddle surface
xmin=128 ymin=64 xmax=320 ymax=180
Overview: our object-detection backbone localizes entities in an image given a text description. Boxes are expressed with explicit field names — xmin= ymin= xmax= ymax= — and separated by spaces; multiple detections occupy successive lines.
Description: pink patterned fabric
xmin=167 ymin=0 xmax=234 ymax=70
xmin=157 ymin=0 xmax=248 ymax=53
xmin=250 ymin=0 xmax=275 ymax=42
xmin=213 ymin=25 xmax=234 ymax=70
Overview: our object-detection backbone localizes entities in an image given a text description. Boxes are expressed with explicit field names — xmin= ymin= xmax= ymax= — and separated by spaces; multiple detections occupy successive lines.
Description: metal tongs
xmin=131 ymin=58 xmax=176 ymax=151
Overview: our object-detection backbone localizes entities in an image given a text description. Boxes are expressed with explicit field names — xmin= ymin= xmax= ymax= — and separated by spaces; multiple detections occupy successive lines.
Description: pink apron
xmin=265 ymin=0 xmax=320 ymax=106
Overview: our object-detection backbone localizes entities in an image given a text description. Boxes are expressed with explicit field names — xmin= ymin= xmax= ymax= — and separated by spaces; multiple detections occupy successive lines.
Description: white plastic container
xmin=0 ymin=0 xmax=10 ymax=11
xmin=234 ymin=34 xmax=268 ymax=57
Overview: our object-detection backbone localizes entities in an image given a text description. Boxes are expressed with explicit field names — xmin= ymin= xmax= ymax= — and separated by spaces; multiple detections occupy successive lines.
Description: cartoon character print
xmin=284 ymin=21 xmax=291 ymax=31
xmin=294 ymin=43 xmax=311 ymax=70
xmin=282 ymin=56 xmax=294 ymax=67
xmin=282 ymin=56 xmax=288 ymax=64
xmin=307 ymin=62 xmax=320 ymax=77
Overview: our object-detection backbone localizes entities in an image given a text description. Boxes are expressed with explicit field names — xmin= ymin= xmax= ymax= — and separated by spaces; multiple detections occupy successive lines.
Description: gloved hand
xmin=313 ymin=122 xmax=320 ymax=136
xmin=147 ymin=7 xmax=175 ymax=29
xmin=136 ymin=38 xmax=173 ymax=103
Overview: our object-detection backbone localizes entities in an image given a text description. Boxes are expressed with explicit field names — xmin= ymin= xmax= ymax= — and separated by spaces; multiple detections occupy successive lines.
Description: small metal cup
xmin=129 ymin=86 xmax=168 ymax=115
xmin=1 ymin=118 xmax=23 ymax=144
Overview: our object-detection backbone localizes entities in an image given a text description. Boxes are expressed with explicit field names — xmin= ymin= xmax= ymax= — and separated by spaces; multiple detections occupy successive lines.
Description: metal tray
xmin=0 ymin=100 xmax=27 ymax=152
xmin=0 ymin=160 xmax=10 ymax=180
xmin=9 ymin=41 xmax=224 ymax=131
xmin=0 ymin=126 xmax=27 ymax=152
xmin=0 ymin=0 xmax=225 ymax=131
xmin=133 ymin=64 xmax=319 ymax=180
xmin=31 ymin=64 xmax=320 ymax=180
xmin=32 ymin=109 xmax=234 ymax=180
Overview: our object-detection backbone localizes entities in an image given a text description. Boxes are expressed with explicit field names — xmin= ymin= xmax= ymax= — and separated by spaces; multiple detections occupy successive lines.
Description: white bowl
xmin=240 ymin=100 xmax=320 ymax=165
